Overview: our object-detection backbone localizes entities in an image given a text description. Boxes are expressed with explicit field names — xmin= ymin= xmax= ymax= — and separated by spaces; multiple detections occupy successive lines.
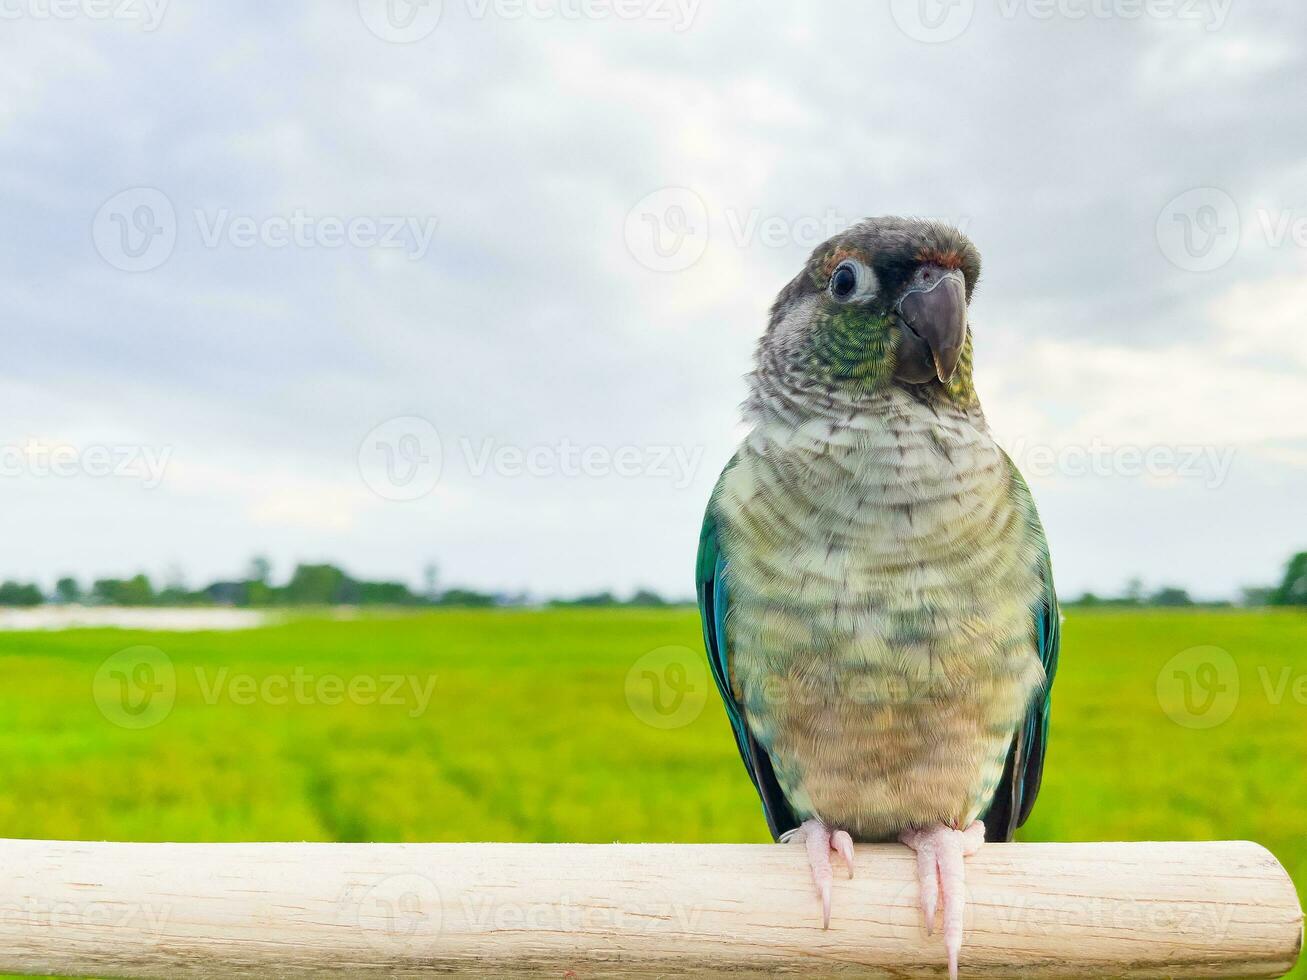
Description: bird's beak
xmin=895 ymin=269 xmax=967 ymax=384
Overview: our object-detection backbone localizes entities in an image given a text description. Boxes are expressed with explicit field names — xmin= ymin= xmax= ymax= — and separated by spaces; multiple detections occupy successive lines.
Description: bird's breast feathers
xmin=713 ymin=392 xmax=1046 ymax=837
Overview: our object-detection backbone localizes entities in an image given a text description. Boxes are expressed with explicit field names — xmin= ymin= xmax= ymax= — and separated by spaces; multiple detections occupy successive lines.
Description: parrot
xmin=695 ymin=217 xmax=1060 ymax=979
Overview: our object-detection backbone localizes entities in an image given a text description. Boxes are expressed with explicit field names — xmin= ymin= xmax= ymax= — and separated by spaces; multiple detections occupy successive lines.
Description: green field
xmin=1 ymin=608 xmax=1305 ymax=974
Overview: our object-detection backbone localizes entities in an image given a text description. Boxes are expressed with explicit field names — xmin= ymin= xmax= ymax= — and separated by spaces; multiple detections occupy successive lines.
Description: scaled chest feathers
xmin=713 ymin=392 xmax=1045 ymax=678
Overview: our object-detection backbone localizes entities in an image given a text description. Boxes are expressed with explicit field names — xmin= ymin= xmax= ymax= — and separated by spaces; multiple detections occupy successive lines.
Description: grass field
xmin=1 ymin=607 xmax=1305 ymax=975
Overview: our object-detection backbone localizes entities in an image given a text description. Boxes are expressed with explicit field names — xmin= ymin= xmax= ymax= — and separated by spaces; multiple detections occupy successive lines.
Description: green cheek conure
xmin=696 ymin=217 xmax=1060 ymax=980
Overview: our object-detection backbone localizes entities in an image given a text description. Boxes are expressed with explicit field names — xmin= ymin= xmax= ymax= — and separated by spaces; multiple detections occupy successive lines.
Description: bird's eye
xmin=830 ymin=261 xmax=860 ymax=301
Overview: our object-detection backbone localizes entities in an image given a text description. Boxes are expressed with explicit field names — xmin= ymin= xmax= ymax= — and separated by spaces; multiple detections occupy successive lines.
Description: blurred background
xmin=1 ymin=1 xmax=1305 ymax=975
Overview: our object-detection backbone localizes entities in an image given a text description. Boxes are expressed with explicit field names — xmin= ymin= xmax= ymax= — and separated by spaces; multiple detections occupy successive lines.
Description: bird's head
xmin=756 ymin=217 xmax=981 ymax=407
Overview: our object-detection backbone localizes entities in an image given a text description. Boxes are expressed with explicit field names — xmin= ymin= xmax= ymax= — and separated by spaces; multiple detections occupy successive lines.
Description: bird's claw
xmin=831 ymin=829 xmax=855 ymax=879
xmin=899 ymin=821 xmax=984 ymax=980
xmin=797 ymin=818 xmax=855 ymax=929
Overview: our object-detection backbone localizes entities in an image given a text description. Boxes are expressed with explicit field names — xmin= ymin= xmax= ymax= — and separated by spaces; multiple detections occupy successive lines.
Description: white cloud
xmin=1210 ymin=273 xmax=1307 ymax=369
xmin=1 ymin=1 xmax=1304 ymax=597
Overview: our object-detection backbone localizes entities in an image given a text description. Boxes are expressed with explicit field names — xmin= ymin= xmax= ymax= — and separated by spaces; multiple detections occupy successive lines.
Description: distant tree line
xmin=1064 ymin=551 xmax=1307 ymax=609
xmin=2 ymin=551 xmax=1304 ymax=610
xmin=0 ymin=558 xmax=683 ymax=609
xmin=1066 ymin=583 xmax=1224 ymax=608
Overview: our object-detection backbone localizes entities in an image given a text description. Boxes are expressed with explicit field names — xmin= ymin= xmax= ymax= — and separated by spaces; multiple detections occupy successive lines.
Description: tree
xmin=627 ymin=589 xmax=667 ymax=607
xmin=0 ymin=581 xmax=42 ymax=606
xmin=92 ymin=574 xmax=154 ymax=606
xmin=1123 ymin=577 xmax=1144 ymax=605
xmin=248 ymin=555 xmax=273 ymax=585
xmin=205 ymin=581 xmax=251 ymax=606
xmin=437 ymin=588 xmax=497 ymax=608
xmin=1149 ymin=587 xmax=1194 ymax=607
xmin=246 ymin=580 xmax=275 ymax=606
xmin=54 ymin=576 xmax=82 ymax=604
xmin=283 ymin=564 xmax=356 ymax=605
xmin=156 ymin=564 xmax=190 ymax=605
xmin=1271 ymin=552 xmax=1307 ymax=606
xmin=357 ymin=581 xmax=420 ymax=605
xmin=552 ymin=592 xmax=618 ymax=607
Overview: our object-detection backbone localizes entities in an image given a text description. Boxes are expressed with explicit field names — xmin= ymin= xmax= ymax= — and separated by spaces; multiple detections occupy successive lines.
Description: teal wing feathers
xmin=696 ymin=476 xmax=800 ymax=840
xmin=981 ymin=460 xmax=1061 ymax=841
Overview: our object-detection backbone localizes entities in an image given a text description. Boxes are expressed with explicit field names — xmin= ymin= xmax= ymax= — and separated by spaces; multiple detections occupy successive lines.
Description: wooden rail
xmin=0 ymin=839 xmax=1299 ymax=977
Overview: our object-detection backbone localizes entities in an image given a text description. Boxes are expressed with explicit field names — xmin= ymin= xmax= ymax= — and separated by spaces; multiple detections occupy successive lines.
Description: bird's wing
xmin=696 ymin=468 xmax=800 ymax=841
xmin=981 ymin=458 xmax=1061 ymax=842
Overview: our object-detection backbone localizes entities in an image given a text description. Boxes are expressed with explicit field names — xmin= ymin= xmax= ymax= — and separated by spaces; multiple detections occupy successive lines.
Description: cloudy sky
xmin=1 ymin=0 xmax=1304 ymax=600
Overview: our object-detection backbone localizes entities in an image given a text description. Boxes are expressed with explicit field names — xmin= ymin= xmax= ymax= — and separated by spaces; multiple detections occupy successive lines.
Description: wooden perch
xmin=0 ymin=839 xmax=1299 ymax=977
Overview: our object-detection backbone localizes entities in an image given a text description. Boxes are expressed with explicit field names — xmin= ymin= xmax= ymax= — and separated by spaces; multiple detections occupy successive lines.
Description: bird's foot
xmin=898 ymin=820 xmax=985 ymax=980
xmin=789 ymin=818 xmax=854 ymax=929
